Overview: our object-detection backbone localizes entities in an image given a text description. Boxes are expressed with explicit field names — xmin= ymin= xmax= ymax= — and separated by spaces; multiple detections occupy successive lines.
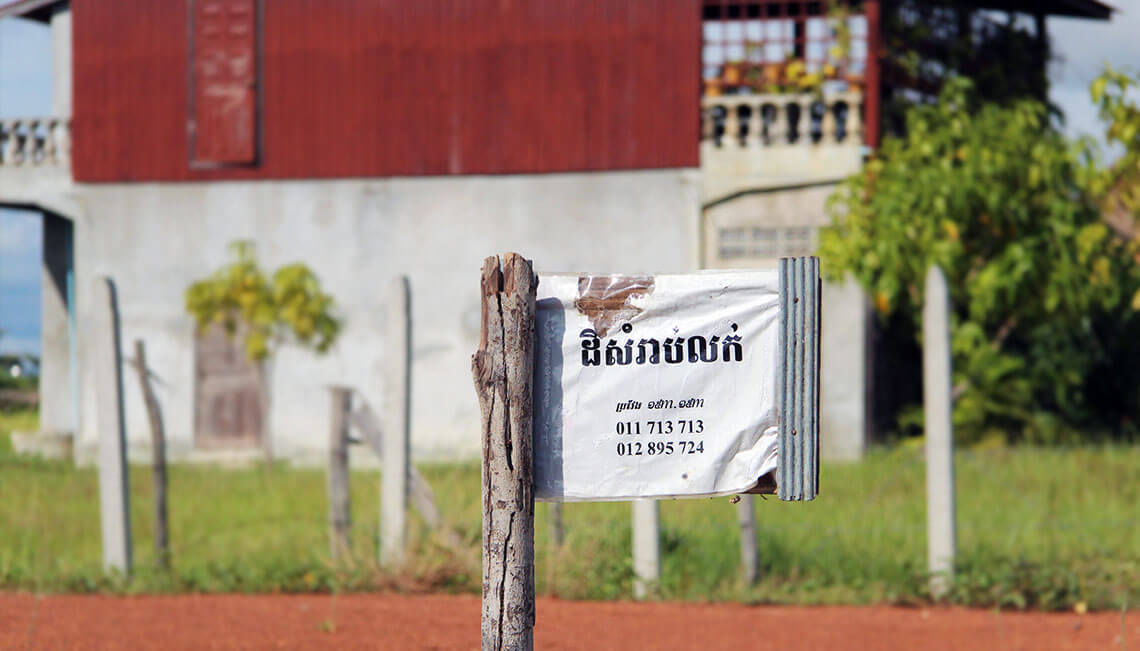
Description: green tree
xmin=185 ymin=241 xmax=340 ymax=361
xmin=820 ymin=75 xmax=1140 ymax=443
xmin=185 ymin=241 xmax=341 ymax=461
xmin=1093 ymin=65 xmax=1140 ymax=239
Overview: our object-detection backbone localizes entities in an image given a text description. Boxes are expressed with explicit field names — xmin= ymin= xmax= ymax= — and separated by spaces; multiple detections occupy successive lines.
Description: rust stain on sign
xmin=574 ymin=275 xmax=656 ymax=337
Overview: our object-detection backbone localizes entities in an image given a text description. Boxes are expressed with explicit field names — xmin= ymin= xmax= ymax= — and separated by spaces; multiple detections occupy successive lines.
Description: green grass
xmin=1 ymin=406 xmax=1137 ymax=610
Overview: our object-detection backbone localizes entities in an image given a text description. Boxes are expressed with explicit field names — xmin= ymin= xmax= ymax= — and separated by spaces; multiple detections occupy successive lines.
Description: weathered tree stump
xmin=472 ymin=253 xmax=536 ymax=651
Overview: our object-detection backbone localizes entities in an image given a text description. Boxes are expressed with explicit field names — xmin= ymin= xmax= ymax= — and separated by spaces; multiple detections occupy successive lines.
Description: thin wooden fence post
xmin=328 ymin=386 xmax=352 ymax=560
xmin=133 ymin=340 xmax=169 ymax=569
xmin=348 ymin=398 xmax=468 ymax=554
xmin=380 ymin=276 xmax=411 ymax=567
xmin=737 ymin=495 xmax=758 ymax=585
xmin=923 ymin=265 xmax=957 ymax=598
xmin=473 ymin=253 xmax=536 ymax=651
xmin=94 ymin=277 xmax=132 ymax=574
xmin=549 ymin=502 xmax=564 ymax=547
xmin=632 ymin=499 xmax=660 ymax=600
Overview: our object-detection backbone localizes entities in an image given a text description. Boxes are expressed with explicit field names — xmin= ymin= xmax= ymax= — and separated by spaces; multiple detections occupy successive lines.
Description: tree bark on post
xmin=133 ymin=340 xmax=169 ymax=570
xmin=472 ymin=253 xmax=536 ymax=651
xmin=328 ymin=386 xmax=352 ymax=561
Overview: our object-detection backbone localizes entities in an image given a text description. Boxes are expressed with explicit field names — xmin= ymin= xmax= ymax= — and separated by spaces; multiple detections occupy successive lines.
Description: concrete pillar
xmin=94 ymin=276 xmax=132 ymax=575
xmin=923 ymin=265 xmax=956 ymax=597
xmin=50 ymin=4 xmax=72 ymax=117
xmin=39 ymin=213 xmax=73 ymax=436
xmin=632 ymin=499 xmax=660 ymax=599
xmin=380 ymin=276 xmax=410 ymax=566
xmin=820 ymin=277 xmax=872 ymax=461
xmin=737 ymin=495 xmax=758 ymax=584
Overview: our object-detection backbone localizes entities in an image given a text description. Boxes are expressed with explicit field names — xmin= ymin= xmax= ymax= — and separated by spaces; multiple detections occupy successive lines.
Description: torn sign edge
xmin=532 ymin=269 xmax=784 ymax=502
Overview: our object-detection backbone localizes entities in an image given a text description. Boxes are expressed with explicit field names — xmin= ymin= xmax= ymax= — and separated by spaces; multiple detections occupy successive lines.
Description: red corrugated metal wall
xmin=73 ymin=0 xmax=700 ymax=182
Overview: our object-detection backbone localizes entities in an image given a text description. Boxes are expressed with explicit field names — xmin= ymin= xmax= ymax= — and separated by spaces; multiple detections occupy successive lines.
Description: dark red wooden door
xmin=194 ymin=325 xmax=262 ymax=449
xmin=190 ymin=0 xmax=258 ymax=165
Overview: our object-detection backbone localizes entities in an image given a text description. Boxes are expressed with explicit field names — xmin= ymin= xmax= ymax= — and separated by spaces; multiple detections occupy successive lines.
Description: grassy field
xmin=1 ymin=406 xmax=1137 ymax=610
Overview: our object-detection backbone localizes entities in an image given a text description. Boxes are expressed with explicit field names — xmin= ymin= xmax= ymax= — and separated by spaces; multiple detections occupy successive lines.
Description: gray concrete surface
xmin=66 ymin=170 xmax=699 ymax=463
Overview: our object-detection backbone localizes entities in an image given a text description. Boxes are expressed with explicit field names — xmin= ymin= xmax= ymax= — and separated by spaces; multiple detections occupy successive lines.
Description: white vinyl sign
xmin=534 ymin=270 xmax=780 ymax=501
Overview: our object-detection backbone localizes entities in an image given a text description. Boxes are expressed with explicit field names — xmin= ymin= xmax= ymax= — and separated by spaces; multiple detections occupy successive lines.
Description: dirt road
xmin=1 ymin=593 xmax=1134 ymax=650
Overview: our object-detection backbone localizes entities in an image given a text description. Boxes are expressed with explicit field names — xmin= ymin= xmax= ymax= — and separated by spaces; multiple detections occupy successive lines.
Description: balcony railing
xmin=701 ymin=91 xmax=863 ymax=149
xmin=0 ymin=117 xmax=70 ymax=167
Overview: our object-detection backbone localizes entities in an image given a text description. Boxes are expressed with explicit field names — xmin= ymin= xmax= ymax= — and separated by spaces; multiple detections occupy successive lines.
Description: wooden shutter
xmin=194 ymin=325 xmax=263 ymax=449
xmin=190 ymin=0 xmax=259 ymax=166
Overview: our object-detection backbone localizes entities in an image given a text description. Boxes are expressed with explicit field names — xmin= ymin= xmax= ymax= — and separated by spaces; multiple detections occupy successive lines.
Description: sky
xmin=0 ymin=6 xmax=1138 ymax=355
xmin=0 ymin=17 xmax=50 ymax=355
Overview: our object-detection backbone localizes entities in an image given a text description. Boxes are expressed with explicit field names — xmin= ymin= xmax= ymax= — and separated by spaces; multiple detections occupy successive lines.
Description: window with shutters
xmin=189 ymin=0 xmax=260 ymax=167
xmin=718 ymin=225 xmax=818 ymax=260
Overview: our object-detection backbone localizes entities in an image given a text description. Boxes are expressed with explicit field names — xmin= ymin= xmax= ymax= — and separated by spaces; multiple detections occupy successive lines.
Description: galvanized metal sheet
xmin=777 ymin=256 xmax=820 ymax=501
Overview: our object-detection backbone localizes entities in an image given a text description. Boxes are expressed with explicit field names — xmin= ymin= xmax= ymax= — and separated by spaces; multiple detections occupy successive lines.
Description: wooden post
xmin=632 ymin=499 xmax=660 ymax=600
xmin=380 ymin=276 xmax=411 ymax=567
xmin=94 ymin=277 xmax=132 ymax=574
xmin=549 ymin=502 xmax=564 ymax=547
xmin=133 ymin=340 xmax=169 ymax=570
xmin=348 ymin=399 xmax=467 ymax=553
xmin=473 ymin=253 xmax=536 ymax=651
xmin=328 ymin=386 xmax=352 ymax=560
xmin=737 ymin=495 xmax=758 ymax=585
xmin=923 ymin=265 xmax=957 ymax=597
xmin=255 ymin=360 xmax=273 ymax=469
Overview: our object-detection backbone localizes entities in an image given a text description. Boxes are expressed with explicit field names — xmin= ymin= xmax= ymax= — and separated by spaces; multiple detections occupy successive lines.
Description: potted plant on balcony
xmin=722 ymin=60 xmax=746 ymax=92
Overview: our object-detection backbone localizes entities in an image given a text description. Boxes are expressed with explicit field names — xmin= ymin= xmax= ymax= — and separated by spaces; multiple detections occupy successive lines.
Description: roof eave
xmin=0 ymin=0 xmax=65 ymax=23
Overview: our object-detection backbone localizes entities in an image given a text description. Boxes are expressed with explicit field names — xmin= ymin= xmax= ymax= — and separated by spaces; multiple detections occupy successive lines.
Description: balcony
xmin=0 ymin=117 xmax=69 ymax=167
xmin=0 ymin=116 xmax=72 ymax=203
xmin=700 ymin=91 xmax=864 ymax=204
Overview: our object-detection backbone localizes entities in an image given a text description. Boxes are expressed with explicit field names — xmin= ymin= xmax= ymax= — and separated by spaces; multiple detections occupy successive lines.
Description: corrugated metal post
xmin=777 ymin=257 xmax=821 ymax=501
xmin=923 ymin=265 xmax=957 ymax=597
xmin=94 ymin=277 xmax=132 ymax=575
xmin=632 ymin=499 xmax=660 ymax=599
xmin=381 ymin=276 xmax=411 ymax=567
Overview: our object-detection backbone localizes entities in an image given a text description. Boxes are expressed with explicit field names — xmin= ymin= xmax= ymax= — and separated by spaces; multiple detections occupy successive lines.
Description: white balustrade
xmin=0 ymin=116 xmax=71 ymax=167
xmin=701 ymin=92 xmax=863 ymax=149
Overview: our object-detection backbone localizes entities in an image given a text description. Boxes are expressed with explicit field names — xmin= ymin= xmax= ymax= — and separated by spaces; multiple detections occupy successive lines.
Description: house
xmin=0 ymin=0 xmax=1112 ymax=465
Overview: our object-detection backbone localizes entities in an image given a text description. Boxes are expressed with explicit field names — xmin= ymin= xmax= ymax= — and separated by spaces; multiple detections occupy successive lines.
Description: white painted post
xmin=94 ymin=277 xmax=132 ymax=574
xmin=380 ymin=275 xmax=411 ymax=566
xmin=923 ymin=265 xmax=957 ymax=597
xmin=737 ymin=495 xmax=758 ymax=584
xmin=632 ymin=499 xmax=660 ymax=600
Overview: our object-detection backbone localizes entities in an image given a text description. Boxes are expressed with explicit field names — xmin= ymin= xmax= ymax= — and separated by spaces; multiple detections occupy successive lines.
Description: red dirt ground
xmin=1 ymin=593 xmax=1136 ymax=650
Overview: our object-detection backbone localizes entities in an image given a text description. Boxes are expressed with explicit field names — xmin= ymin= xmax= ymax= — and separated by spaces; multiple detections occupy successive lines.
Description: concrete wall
xmin=39 ymin=212 xmax=73 ymax=435
xmin=50 ymin=4 xmax=71 ymax=117
xmin=700 ymin=184 xmax=872 ymax=461
xmin=69 ymin=170 xmax=701 ymax=464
